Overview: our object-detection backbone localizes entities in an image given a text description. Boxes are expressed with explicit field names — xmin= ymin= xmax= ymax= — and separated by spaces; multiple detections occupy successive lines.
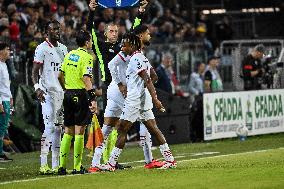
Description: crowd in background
xmin=0 ymin=0 xmax=233 ymax=46
xmin=0 ymin=0 xmax=234 ymax=94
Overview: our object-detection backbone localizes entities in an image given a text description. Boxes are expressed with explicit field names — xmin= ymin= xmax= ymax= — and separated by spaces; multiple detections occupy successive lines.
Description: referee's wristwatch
xmin=87 ymin=89 xmax=97 ymax=103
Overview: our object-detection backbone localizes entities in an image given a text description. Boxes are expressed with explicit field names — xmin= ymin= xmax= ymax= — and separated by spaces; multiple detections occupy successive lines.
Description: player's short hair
xmin=45 ymin=20 xmax=60 ymax=33
xmin=0 ymin=42 xmax=9 ymax=51
xmin=132 ymin=24 xmax=148 ymax=35
xmin=122 ymin=32 xmax=141 ymax=51
xmin=76 ymin=30 xmax=91 ymax=47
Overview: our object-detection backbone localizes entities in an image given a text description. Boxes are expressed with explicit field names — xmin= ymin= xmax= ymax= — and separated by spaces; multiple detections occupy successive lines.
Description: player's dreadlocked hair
xmin=122 ymin=32 xmax=141 ymax=51
xmin=132 ymin=24 xmax=148 ymax=35
xmin=45 ymin=20 xmax=60 ymax=33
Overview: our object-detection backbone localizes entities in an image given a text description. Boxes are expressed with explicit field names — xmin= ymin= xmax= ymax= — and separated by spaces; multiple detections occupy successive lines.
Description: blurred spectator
xmin=204 ymin=56 xmax=223 ymax=92
xmin=0 ymin=26 xmax=10 ymax=44
xmin=168 ymin=65 xmax=184 ymax=96
xmin=9 ymin=11 xmax=21 ymax=42
xmin=0 ymin=0 xmax=218 ymax=87
xmin=61 ymin=25 xmax=76 ymax=48
xmin=195 ymin=24 xmax=214 ymax=57
xmin=155 ymin=52 xmax=174 ymax=94
xmin=95 ymin=8 xmax=114 ymax=25
xmin=196 ymin=12 xmax=213 ymax=43
xmin=215 ymin=16 xmax=234 ymax=47
xmin=75 ymin=0 xmax=88 ymax=12
xmin=0 ymin=17 xmax=9 ymax=27
xmin=188 ymin=61 xmax=206 ymax=98
xmin=7 ymin=4 xmax=17 ymax=18
xmin=55 ymin=4 xmax=65 ymax=23
xmin=19 ymin=3 xmax=34 ymax=30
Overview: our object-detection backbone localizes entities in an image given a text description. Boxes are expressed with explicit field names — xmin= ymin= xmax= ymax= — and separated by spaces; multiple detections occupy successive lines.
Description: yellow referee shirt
xmin=60 ymin=48 xmax=93 ymax=89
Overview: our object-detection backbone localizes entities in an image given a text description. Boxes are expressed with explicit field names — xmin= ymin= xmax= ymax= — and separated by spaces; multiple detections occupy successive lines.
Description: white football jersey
xmin=107 ymin=51 xmax=130 ymax=106
xmin=125 ymin=51 xmax=153 ymax=110
xmin=108 ymin=51 xmax=130 ymax=86
xmin=34 ymin=39 xmax=68 ymax=95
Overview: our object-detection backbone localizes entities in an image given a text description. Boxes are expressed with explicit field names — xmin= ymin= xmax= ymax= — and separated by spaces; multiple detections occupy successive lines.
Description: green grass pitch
xmin=0 ymin=133 xmax=284 ymax=189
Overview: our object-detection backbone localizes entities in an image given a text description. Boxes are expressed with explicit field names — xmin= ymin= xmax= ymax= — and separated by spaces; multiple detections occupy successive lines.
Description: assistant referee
xmin=57 ymin=30 xmax=97 ymax=175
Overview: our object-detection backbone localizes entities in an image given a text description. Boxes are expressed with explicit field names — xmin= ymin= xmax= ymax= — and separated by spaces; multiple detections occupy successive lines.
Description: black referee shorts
xmin=63 ymin=89 xmax=92 ymax=127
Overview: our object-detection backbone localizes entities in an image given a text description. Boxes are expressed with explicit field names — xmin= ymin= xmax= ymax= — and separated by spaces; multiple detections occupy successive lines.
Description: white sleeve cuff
xmin=34 ymin=83 xmax=44 ymax=91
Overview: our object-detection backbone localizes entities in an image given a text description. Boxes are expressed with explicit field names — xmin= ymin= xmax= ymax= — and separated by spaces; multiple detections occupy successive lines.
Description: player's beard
xmin=143 ymin=40 xmax=150 ymax=46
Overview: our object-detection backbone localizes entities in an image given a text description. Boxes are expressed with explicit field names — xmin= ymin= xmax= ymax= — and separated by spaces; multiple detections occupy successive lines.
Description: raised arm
xmin=132 ymin=0 xmax=149 ymax=29
xmin=87 ymin=0 xmax=98 ymax=32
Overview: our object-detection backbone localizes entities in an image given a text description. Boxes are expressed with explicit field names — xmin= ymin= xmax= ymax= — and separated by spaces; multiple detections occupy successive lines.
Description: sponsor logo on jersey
xmin=69 ymin=54 xmax=80 ymax=62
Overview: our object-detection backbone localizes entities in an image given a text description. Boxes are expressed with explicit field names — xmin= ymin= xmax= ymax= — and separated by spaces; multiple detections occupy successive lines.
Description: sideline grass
xmin=0 ymin=133 xmax=284 ymax=189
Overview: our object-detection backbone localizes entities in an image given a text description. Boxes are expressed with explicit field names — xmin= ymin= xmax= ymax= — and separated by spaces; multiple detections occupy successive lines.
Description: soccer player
xmin=101 ymin=34 xmax=176 ymax=171
xmin=32 ymin=20 xmax=68 ymax=174
xmin=88 ymin=33 xmax=163 ymax=172
xmin=57 ymin=30 xmax=97 ymax=175
xmin=0 ymin=42 xmax=13 ymax=162
xmin=88 ymin=0 xmax=156 ymax=169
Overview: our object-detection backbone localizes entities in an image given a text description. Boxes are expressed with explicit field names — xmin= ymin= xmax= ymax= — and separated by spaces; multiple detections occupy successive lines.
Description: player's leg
xmin=90 ymin=99 xmax=120 ymax=168
xmin=106 ymin=119 xmax=132 ymax=170
xmin=0 ymin=101 xmax=12 ymax=162
xmin=102 ymin=102 xmax=131 ymax=170
xmin=142 ymin=111 xmax=176 ymax=169
xmin=58 ymin=126 xmax=74 ymax=175
xmin=90 ymin=117 xmax=117 ymax=168
xmin=51 ymin=100 xmax=63 ymax=170
xmin=58 ymin=91 xmax=75 ymax=175
xmin=101 ymin=106 xmax=138 ymax=171
xmin=73 ymin=125 xmax=86 ymax=173
xmin=139 ymin=123 xmax=153 ymax=164
xmin=72 ymin=90 xmax=92 ymax=174
xmin=140 ymin=122 xmax=165 ymax=168
xmin=102 ymin=127 xmax=117 ymax=164
xmin=39 ymin=95 xmax=55 ymax=174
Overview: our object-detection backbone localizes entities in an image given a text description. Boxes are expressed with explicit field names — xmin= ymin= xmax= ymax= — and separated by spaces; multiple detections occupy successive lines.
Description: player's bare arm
xmin=32 ymin=63 xmax=46 ymax=103
xmin=150 ymin=67 xmax=158 ymax=83
xmin=58 ymin=71 xmax=65 ymax=90
xmin=118 ymin=82 xmax=127 ymax=98
xmin=139 ymin=70 xmax=165 ymax=112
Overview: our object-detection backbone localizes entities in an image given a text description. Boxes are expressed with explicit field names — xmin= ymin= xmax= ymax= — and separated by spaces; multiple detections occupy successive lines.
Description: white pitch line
xmin=121 ymin=155 xmax=186 ymax=164
xmin=0 ymin=168 xmax=6 ymax=170
xmin=0 ymin=147 xmax=283 ymax=185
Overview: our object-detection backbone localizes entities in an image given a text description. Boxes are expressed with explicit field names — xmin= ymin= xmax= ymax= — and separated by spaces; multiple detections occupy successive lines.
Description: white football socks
xmin=51 ymin=126 xmax=61 ymax=169
xmin=91 ymin=124 xmax=113 ymax=167
xmin=40 ymin=127 xmax=53 ymax=166
xmin=108 ymin=147 xmax=122 ymax=166
xmin=159 ymin=143 xmax=174 ymax=162
xmin=140 ymin=123 xmax=153 ymax=164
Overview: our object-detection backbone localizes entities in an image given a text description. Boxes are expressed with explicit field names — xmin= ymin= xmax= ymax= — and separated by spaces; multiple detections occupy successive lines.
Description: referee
xmin=57 ymin=30 xmax=97 ymax=175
